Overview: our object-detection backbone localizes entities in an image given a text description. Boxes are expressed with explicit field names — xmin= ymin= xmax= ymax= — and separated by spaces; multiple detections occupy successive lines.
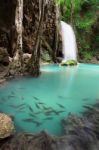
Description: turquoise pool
xmin=0 ymin=63 xmax=99 ymax=136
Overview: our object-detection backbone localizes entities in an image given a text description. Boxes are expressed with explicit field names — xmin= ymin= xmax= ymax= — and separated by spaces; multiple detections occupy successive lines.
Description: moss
xmin=61 ymin=60 xmax=78 ymax=66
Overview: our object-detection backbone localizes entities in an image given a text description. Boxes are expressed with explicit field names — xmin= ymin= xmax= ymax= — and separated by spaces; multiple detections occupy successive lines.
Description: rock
xmin=9 ymin=69 xmax=16 ymax=76
xmin=0 ymin=113 xmax=15 ymax=139
xmin=96 ymin=55 xmax=99 ymax=61
xmin=61 ymin=60 xmax=78 ymax=66
xmin=23 ymin=53 xmax=31 ymax=64
xmin=41 ymin=51 xmax=52 ymax=62
xmin=23 ymin=53 xmax=31 ymax=59
xmin=9 ymin=57 xmax=13 ymax=62
xmin=0 ymin=47 xmax=9 ymax=66
xmin=0 ymin=79 xmax=6 ymax=84
xmin=56 ymin=57 xmax=63 ymax=63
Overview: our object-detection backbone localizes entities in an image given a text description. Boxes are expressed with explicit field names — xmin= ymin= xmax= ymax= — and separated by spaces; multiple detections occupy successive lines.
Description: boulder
xmin=0 ymin=113 xmax=15 ymax=139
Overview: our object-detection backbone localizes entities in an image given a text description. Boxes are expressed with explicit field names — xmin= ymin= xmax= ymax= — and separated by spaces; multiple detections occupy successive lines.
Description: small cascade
xmin=60 ymin=21 xmax=77 ymax=62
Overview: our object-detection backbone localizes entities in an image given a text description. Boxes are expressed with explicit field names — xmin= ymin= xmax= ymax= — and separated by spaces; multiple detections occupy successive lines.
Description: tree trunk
xmin=53 ymin=3 xmax=60 ymax=62
xmin=13 ymin=0 xmax=23 ymax=65
xmin=8 ymin=0 xmax=23 ymax=76
xmin=28 ymin=0 xmax=45 ymax=77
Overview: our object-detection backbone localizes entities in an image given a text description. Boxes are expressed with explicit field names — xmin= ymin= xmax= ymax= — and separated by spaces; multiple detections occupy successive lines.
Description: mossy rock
xmin=61 ymin=60 xmax=78 ymax=66
xmin=0 ymin=113 xmax=15 ymax=139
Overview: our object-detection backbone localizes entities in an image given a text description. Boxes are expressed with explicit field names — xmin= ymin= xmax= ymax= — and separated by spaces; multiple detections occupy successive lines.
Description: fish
xmin=16 ymin=105 xmax=26 ymax=111
xmin=83 ymin=105 xmax=93 ymax=110
xmin=33 ymin=96 xmax=40 ymax=101
xmin=9 ymin=103 xmax=26 ymax=109
xmin=54 ymin=110 xmax=66 ymax=115
xmin=44 ymin=110 xmax=55 ymax=116
xmin=42 ymin=106 xmax=53 ymax=110
xmin=29 ymin=113 xmax=36 ymax=118
xmin=1 ymin=98 xmax=7 ymax=102
xmin=58 ymin=96 xmax=68 ymax=100
xmin=44 ymin=112 xmax=52 ymax=116
xmin=28 ymin=105 xmax=34 ymax=112
xmin=38 ymin=102 xmax=45 ymax=105
xmin=22 ymin=118 xmax=35 ymax=122
xmin=17 ymin=106 xmax=26 ymax=111
xmin=8 ymin=95 xmax=16 ymax=99
xmin=56 ymin=103 xmax=65 ymax=109
xmin=17 ymin=103 xmax=26 ymax=108
xmin=21 ymin=96 xmax=24 ymax=100
xmin=11 ymin=91 xmax=15 ymax=95
xmin=58 ymin=96 xmax=71 ymax=100
xmin=22 ymin=118 xmax=42 ymax=127
xmin=8 ymin=104 xmax=19 ymax=108
xmin=82 ymin=98 xmax=89 ymax=101
xmin=35 ymin=103 xmax=41 ymax=109
xmin=17 ymin=110 xmax=25 ymax=113
xmin=34 ymin=111 xmax=42 ymax=115
xmin=32 ymin=120 xmax=42 ymax=127
xmin=43 ymin=117 xmax=53 ymax=120
xmin=58 ymin=96 xmax=65 ymax=99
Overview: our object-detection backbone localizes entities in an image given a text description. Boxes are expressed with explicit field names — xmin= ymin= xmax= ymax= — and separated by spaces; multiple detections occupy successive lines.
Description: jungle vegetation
xmin=56 ymin=0 xmax=99 ymax=62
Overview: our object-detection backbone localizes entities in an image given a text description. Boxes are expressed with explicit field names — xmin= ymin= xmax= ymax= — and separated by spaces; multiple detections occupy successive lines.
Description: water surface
xmin=0 ymin=64 xmax=99 ymax=135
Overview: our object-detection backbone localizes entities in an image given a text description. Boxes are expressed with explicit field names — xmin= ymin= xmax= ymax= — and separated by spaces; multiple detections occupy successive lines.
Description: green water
xmin=0 ymin=63 xmax=99 ymax=136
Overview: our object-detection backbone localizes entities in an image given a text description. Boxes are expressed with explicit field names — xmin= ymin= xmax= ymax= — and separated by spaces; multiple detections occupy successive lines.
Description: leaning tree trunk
xmin=28 ymin=0 xmax=45 ymax=77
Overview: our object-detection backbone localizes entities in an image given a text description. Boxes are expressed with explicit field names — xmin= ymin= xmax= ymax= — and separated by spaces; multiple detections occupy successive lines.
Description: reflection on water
xmin=0 ymin=64 xmax=99 ymax=136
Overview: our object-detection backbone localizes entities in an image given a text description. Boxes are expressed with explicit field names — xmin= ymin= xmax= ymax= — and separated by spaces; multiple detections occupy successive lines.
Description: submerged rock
xmin=0 ymin=113 xmax=15 ymax=139
xmin=1 ymin=103 xmax=99 ymax=149
xmin=0 ymin=131 xmax=55 ymax=150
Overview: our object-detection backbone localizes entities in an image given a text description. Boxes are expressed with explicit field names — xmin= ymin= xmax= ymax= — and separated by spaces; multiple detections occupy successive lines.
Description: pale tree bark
xmin=14 ymin=0 xmax=23 ymax=63
xmin=54 ymin=3 xmax=60 ymax=62
xmin=7 ymin=0 xmax=24 ymax=76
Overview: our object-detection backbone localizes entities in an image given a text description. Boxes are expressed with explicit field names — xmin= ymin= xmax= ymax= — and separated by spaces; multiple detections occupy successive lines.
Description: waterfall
xmin=60 ymin=21 xmax=77 ymax=62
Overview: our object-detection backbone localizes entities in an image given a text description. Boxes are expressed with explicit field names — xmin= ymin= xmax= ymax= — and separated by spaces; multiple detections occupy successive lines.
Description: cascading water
xmin=60 ymin=21 xmax=77 ymax=62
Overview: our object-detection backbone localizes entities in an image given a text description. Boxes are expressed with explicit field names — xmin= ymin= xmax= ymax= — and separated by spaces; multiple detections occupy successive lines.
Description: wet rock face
xmin=0 ymin=0 xmax=17 ymax=29
xmin=0 ymin=0 xmax=17 ymax=57
xmin=0 ymin=0 xmax=59 ymax=62
xmin=0 ymin=113 xmax=15 ymax=139
xmin=0 ymin=48 xmax=9 ymax=66
xmin=23 ymin=0 xmax=59 ymax=62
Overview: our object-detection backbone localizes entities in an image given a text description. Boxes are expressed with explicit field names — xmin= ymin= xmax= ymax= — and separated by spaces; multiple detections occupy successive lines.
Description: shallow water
xmin=0 ymin=64 xmax=99 ymax=136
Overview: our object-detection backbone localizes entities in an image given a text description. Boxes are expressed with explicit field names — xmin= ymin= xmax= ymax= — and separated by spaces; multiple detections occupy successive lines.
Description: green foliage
xmin=61 ymin=60 xmax=77 ymax=66
xmin=81 ymin=51 xmax=93 ymax=61
xmin=56 ymin=0 xmax=99 ymax=62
